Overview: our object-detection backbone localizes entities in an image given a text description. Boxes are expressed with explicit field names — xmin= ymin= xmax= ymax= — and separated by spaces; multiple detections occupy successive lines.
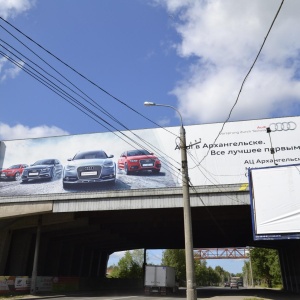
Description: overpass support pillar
xmin=279 ymin=244 xmax=300 ymax=294
xmin=5 ymin=230 xmax=33 ymax=275
xmin=98 ymin=251 xmax=109 ymax=278
xmin=0 ymin=229 xmax=12 ymax=274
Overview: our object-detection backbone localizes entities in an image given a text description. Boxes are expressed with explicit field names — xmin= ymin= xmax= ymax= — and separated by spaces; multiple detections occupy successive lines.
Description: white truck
xmin=144 ymin=265 xmax=178 ymax=295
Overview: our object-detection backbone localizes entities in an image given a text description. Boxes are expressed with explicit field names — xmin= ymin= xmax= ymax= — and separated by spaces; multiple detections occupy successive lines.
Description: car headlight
xmin=103 ymin=161 xmax=114 ymax=168
xmin=129 ymin=159 xmax=138 ymax=162
xmin=65 ymin=165 xmax=76 ymax=171
xmin=41 ymin=168 xmax=50 ymax=173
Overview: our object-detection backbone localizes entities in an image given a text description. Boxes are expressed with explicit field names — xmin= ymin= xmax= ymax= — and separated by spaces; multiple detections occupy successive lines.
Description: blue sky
xmin=108 ymin=249 xmax=247 ymax=275
xmin=1 ymin=0 xmax=300 ymax=274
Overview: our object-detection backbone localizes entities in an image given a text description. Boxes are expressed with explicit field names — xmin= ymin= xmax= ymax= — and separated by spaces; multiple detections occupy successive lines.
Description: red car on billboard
xmin=0 ymin=164 xmax=29 ymax=181
xmin=118 ymin=149 xmax=161 ymax=175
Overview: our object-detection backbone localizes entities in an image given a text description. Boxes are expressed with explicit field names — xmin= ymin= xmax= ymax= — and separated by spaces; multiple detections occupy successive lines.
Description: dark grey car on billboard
xmin=21 ymin=159 xmax=62 ymax=182
xmin=62 ymin=150 xmax=116 ymax=188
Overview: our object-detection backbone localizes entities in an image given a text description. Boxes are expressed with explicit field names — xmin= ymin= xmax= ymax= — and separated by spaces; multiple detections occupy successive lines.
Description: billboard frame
xmin=248 ymin=164 xmax=300 ymax=241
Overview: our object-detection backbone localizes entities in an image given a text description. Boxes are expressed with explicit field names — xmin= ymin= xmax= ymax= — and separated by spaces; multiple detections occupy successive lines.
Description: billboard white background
xmin=1 ymin=115 xmax=300 ymax=196
xmin=250 ymin=164 xmax=300 ymax=238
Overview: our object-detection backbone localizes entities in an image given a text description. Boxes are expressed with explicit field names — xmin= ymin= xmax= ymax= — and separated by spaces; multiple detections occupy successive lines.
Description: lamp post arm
xmin=143 ymin=102 xmax=183 ymax=126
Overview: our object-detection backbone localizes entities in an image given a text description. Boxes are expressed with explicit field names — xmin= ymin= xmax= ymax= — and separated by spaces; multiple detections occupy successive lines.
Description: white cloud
xmin=0 ymin=123 xmax=69 ymax=140
xmin=0 ymin=0 xmax=35 ymax=82
xmin=0 ymin=58 xmax=24 ymax=82
xmin=157 ymin=0 xmax=300 ymax=123
xmin=0 ymin=0 xmax=36 ymax=19
xmin=157 ymin=116 xmax=171 ymax=127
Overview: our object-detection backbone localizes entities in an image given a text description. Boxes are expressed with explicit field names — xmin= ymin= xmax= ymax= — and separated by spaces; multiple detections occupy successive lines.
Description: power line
xmin=0 ymin=40 xmax=182 ymax=181
xmin=0 ymin=1 xmax=285 ymax=192
xmin=195 ymin=0 xmax=285 ymax=167
xmin=0 ymin=16 xmax=177 ymax=138
xmin=0 ymin=17 xmax=184 ymax=178
xmin=181 ymin=0 xmax=285 ymax=233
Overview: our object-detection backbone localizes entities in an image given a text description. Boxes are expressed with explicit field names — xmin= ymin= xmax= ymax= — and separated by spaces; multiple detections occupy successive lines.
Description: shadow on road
xmin=18 ymin=288 xmax=300 ymax=300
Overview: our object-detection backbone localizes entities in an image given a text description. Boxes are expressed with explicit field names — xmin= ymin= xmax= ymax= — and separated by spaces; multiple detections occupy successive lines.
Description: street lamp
xmin=144 ymin=101 xmax=197 ymax=300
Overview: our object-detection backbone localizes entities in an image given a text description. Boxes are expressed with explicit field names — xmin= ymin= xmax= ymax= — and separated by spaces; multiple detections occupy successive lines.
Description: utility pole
xmin=144 ymin=102 xmax=197 ymax=300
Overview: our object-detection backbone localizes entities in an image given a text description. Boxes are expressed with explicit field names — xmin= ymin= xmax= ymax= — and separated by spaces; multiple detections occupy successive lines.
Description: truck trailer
xmin=144 ymin=265 xmax=178 ymax=295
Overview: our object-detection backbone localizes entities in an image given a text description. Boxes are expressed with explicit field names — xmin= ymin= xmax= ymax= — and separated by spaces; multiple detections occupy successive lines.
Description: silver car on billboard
xmin=21 ymin=159 xmax=62 ymax=182
xmin=62 ymin=150 xmax=116 ymax=188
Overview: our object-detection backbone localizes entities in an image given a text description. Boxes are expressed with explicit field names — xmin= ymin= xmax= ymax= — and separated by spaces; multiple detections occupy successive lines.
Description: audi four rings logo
xmin=84 ymin=166 xmax=94 ymax=170
xmin=269 ymin=121 xmax=297 ymax=131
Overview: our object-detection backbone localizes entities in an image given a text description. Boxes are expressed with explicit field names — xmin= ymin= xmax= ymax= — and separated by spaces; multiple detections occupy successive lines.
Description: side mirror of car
xmin=108 ymin=155 xmax=114 ymax=158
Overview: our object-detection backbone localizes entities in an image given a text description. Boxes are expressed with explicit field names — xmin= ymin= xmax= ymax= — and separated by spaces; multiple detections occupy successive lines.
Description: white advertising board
xmin=249 ymin=164 xmax=300 ymax=240
xmin=0 ymin=116 xmax=299 ymax=197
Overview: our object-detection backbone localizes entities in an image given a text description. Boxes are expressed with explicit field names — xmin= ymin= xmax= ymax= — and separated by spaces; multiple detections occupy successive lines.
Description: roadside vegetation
xmin=243 ymin=248 xmax=282 ymax=289
xmin=107 ymin=247 xmax=282 ymax=290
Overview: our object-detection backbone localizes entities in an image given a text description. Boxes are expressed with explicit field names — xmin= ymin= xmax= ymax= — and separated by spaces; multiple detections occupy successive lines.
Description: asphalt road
xmin=19 ymin=287 xmax=300 ymax=300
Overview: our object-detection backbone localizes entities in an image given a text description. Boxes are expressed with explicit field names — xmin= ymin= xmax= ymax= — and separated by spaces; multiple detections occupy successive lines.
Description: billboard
xmin=0 ymin=116 xmax=300 ymax=198
xmin=249 ymin=164 xmax=300 ymax=240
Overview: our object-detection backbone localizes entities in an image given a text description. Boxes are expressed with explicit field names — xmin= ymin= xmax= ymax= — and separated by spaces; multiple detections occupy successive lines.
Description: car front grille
xmin=77 ymin=165 xmax=102 ymax=180
xmin=139 ymin=159 xmax=155 ymax=167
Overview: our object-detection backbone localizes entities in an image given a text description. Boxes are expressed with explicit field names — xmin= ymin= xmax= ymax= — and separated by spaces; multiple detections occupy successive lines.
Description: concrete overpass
xmin=0 ymin=184 xmax=299 ymax=293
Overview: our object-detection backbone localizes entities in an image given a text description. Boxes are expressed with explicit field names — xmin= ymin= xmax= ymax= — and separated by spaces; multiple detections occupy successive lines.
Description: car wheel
xmin=14 ymin=172 xmax=21 ymax=181
xmin=124 ymin=163 xmax=131 ymax=175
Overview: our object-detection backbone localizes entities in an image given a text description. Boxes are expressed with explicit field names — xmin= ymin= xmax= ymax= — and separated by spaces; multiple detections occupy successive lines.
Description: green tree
xmin=132 ymin=249 xmax=145 ymax=266
xmin=194 ymin=259 xmax=208 ymax=286
xmin=207 ymin=266 xmax=220 ymax=286
xmin=215 ymin=265 xmax=229 ymax=285
xmin=109 ymin=249 xmax=146 ymax=279
xmin=107 ymin=264 xmax=119 ymax=278
xmin=161 ymin=249 xmax=186 ymax=284
xmin=249 ymin=248 xmax=282 ymax=287
xmin=194 ymin=261 xmax=223 ymax=286
xmin=162 ymin=250 xmax=231 ymax=287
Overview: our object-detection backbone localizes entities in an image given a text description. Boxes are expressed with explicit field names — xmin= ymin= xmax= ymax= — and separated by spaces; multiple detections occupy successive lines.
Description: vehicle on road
xmin=224 ymin=281 xmax=230 ymax=287
xmin=144 ymin=265 xmax=178 ymax=295
xmin=21 ymin=159 xmax=62 ymax=183
xmin=62 ymin=150 xmax=116 ymax=188
xmin=0 ymin=164 xmax=28 ymax=181
xmin=118 ymin=149 xmax=161 ymax=175
xmin=230 ymin=279 xmax=239 ymax=289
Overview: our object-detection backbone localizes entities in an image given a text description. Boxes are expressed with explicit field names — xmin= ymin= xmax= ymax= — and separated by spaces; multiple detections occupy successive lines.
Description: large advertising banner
xmin=0 ymin=276 xmax=79 ymax=294
xmin=0 ymin=276 xmax=30 ymax=293
xmin=0 ymin=116 xmax=299 ymax=197
xmin=249 ymin=164 xmax=300 ymax=240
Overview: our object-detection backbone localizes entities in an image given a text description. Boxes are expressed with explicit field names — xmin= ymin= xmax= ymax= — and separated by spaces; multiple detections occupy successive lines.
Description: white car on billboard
xmin=62 ymin=150 xmax=116 ymax=188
